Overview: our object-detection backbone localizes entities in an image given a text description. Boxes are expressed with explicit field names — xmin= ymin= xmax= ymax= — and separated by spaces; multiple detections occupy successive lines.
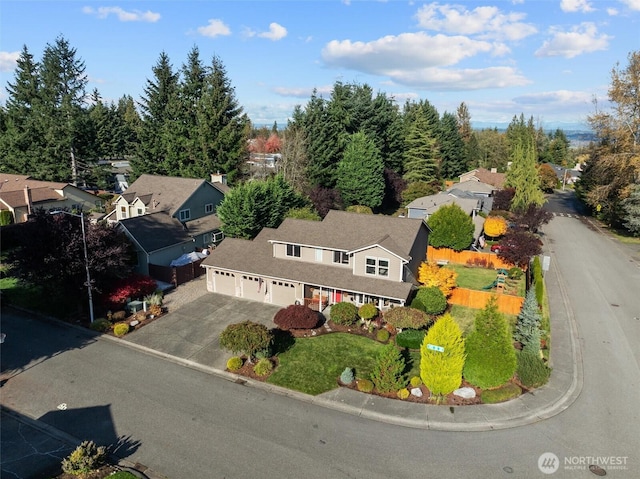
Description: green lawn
xmin=267 ymin=333 xmax=385 ymax=395
xmin=446 ymin=263 xmax=525 ymax=296
xmin=449 ymin=304 xmax=518 ymax=337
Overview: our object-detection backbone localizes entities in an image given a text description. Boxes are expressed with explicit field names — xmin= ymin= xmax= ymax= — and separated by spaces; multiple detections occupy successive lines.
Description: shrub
xmin=420 ymin=313 xmax=466 ymax=397
xmin=358 ymin=303 xmax=378 ymax=321
xmin=397 ymin=388 xmax=410 ymax=399
xmin=384 ymin=307 xmax=431 ymax=330
xmin=427 ymin=203 xmax=475 ymax=251
xmin=481 ymin=382 xmax=522 ymax=404
xmin=226 ymin=356 xmax=243 ymax=372
xmin=516 ymin=350 xmax=551 ymax=388
xmin=219 ymin=321 xmax=273 ymax=358
xmin=514 ymin=289 xmax=542 ymax=353
xmin=376 ymin=328 xmax=390 ymax=343
xmin=370 ymin=344 xmax=406 ymax=393
xmin=113 ymin=323 xmax=130 ymax=337
xmin=111 ymin=310 xmax=127 ymax=321
xmin=413 ymin=287 xmax=447 ymax=315
xmin=395 ymin=329 xmax=426 ymax=349
xmin=89 ymin=318 xmax=111 ymax=332
xmin=253 ymin=358 xmax=273 ymax=377
xmin=330 ymin=302 xmax=358 ymax=326
xmin=345 ymin=205 xmax=373 ymax=214
xmin=340 ymin=367 xmax=355 ymax=384
xmin=148 ymin=304 xmax=162 ymax=317
xmin=356 ymin=378 xmax=374 ymax=393
xmin=484 ymin=216 xmax=508 ymax=238
xmin=410 ymin=376 xmax=422 ymax=387
xmin=143 ymin=291 xmax=163 ymax=306
xmin=61 ymin=440 xmax=106 ymax=475
xmin=463 ymin=297 xmax=517 ymax=389
xmin=103 ymin=274 xmax=157 ymax=311
xmin=508 ymin=267 xmax=523 ymax=280
xmin=535 ymin=274 xmax=545 ymax=309
xmin=417 ymin=261 xmax=457 ymax=296
xmin=273 ymin=304 xmax=320 ymax=330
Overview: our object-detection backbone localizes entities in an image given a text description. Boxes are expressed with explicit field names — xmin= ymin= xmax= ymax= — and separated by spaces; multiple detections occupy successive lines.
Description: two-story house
xmin=200 ymin=210 xmax=430 ymax=311
xmin=111 ymin=174 xmax=228 ymax=275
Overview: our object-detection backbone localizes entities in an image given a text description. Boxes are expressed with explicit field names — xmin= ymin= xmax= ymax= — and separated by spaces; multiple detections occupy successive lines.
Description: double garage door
xmin=212 ymin=270 xmax=297 ymax=306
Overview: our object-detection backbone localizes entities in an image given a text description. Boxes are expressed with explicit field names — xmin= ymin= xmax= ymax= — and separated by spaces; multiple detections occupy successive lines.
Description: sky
xmin=1 ymin=0 xmax=639 ymax=131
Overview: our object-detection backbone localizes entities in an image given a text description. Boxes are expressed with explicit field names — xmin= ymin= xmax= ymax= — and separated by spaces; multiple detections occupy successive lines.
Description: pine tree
xmin=463 ymin=296 xmax=517 ymax=389
xmin=420 ymin=313 xmax=466 ymax=399
xmin=370 ymin=343 xmax=406 ymax=393
xmin=514 ymin=288 xmax=543 ymax=353
xmin=336 ymin=131 xmax=385 ymax=209
xmin=439 ymin=111 xmax=467 ymax=179
xmin=403 ymin=112 xmax=439 ymax=183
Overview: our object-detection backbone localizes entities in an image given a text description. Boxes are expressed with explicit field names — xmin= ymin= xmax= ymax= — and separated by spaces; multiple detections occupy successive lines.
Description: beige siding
xmin=352 ymin=246 xmax=403 ymax=282
xmin=272 ymin=242 xmax=351 ymax=268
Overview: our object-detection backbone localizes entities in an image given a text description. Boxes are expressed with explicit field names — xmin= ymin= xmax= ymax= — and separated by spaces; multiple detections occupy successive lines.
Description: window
xmin=120 ymin=206 xmax=127 ymax=219
xmin=137 ymin=208 xmax=143 ymax=215
xmin=212 ymin=231 xmax=224 ymax=243
xmin=179 ymin=209 xmax=191 ymax=221
xmin=205 ymin=203 xmax=214 ymax=214
xmin=333 ymin=251 xmax=350 ymax=265
xmin=365 ymin=257 xmax=389 ymax=277
xmin=315 ymin=248 xmax=322 ymax=262
xmin=286 ymin=244 xmax=301 ymax=257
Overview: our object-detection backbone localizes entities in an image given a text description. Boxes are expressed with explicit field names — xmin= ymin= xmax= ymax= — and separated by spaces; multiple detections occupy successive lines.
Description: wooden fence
xmin=427 ymin=247 xmax=514 ymax=270
xmin=448 ymin=288 xmax=524 ymax=315
xmin=148 ymin=258 xmax=206 ymax=288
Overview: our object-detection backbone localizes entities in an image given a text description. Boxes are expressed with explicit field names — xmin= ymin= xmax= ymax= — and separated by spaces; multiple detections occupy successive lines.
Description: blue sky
xmin=1 ymin=1 xmax=638 ymax=130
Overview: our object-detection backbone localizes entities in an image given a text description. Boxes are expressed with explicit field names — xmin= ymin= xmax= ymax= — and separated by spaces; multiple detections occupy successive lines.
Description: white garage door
xmin=214 ymin=271 xmax=236 ymax=296
xmin=271 ymin=281 xmax=297 ymax=306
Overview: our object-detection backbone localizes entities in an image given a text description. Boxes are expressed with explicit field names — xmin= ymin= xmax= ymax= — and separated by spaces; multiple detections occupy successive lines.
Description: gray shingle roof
xmin=118 ymin=211 xmax=193 ymax=253
xmin=121 ymin=174 xmax=211 ymax=215
xmin=201 ymin=210 xmax=426 ymax=301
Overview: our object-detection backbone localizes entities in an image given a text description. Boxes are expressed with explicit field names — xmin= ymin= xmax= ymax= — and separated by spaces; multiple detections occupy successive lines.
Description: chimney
xmin=23 ymin=186 xmax=32 ymax=215
xmin=210 ymin=171 xmax=227 ymax=185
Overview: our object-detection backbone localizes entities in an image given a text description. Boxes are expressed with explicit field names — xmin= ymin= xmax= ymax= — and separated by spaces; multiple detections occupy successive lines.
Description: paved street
xmin=1 ymin=190 xmax=639 ymax=478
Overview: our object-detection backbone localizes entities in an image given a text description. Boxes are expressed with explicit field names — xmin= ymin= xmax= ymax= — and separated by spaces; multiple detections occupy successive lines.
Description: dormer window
xmin=179 ymin=209 xmax=191 ymax=221
xmin=286 ymin=244 xmax=301 ymax=257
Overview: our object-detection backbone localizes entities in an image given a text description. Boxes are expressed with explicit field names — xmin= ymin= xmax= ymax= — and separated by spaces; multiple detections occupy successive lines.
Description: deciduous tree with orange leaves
xmin=417 ymin=261 xmax=457 ymax=297
xmin=483 ymin=216 xmax=508 ymax=238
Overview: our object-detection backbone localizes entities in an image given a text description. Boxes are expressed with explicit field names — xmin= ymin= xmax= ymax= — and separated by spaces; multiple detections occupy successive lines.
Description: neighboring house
xmin=201 ymin=210 xmax=431 ymax=311
xmin=111 ymin=174 xmax=228 ymax=275
xmin=0 ymin=173 xmax=102 ymax=223
xmin=459 ymin=168 xmax=506 ymax=189
xmin=547 ymin=163 xmax=582 ymax=186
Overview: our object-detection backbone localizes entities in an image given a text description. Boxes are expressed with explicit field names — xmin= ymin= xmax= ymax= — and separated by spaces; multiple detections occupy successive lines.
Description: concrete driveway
xmin=124 ymin=278 xmax=282 ymax=371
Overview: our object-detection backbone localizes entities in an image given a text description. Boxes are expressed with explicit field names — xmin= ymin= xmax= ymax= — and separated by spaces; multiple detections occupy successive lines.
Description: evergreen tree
xmin=420 ymin=313 xmax=466 ymax=399
xmin=134 ymin=51 xmax=180 ymax=176
xmin=0 ymin=45 xmax=42 ymax=175
xmin=336 ymin=131 xmax=385 ymax=209
xmin=370 ymin=344 xmax=406 ymax=394
xmin=438 ymin=112 xmax=467 ymax=179
xmin=427 ymin=203 xmax=475 ymax=251
xmin=505 ymin=140 xmax=544 ymax=212
xmin=403 ymin=109 xmax=440 ymax=183
xmin=456 ymin=102 xmax=472 ymax=145
xmin=38 ymin=35 xmax=89 ymax=183
xmin=622 ymin=184 xmax=640 ymax=236
xmin=304 ymin=91 xmax=342 ymax=188
xmin=514 ymin=289 xmax=543 ymax=352
xmin=463 ymin=296 xmax=517 ymax=389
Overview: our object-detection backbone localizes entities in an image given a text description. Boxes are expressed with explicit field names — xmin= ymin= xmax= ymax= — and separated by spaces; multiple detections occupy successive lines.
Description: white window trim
xmin=365 ymin=256 xmax=390 ymax=277
xmin=333 ymin=250 xmax=350 ymax=265
xmin=179 ymin=209 xmax=191 ymax=221
xmin=205 ymin=203 xmax=214 ymax=214
xmin=286 ymin=244 xmax=301 ymax=257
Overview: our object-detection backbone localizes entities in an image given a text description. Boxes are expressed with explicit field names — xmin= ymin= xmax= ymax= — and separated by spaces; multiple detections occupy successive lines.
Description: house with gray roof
xmin=111 ymin=174 xmax=227 ymax=275
xmin=200 ymin=210 xmax=430 ymax=311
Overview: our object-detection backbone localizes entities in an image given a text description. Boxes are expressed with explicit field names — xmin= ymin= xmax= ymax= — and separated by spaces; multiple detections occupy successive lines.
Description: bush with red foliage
xmin=103 ymin=274 xmax=158 ymax=311
xmin=496 ymin=230 xmax=543 ymax=268
xmin=273 ymin=304 xmax=321 ymax=330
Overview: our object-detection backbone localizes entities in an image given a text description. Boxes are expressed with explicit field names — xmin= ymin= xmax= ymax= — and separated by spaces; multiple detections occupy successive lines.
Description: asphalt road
xmin=1 ymin=190 xmax=639 ymax=478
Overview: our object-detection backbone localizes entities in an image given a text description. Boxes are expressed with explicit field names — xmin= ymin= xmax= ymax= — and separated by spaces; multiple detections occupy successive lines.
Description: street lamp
xmin=50 ymin=210 xmax=95 ymax=323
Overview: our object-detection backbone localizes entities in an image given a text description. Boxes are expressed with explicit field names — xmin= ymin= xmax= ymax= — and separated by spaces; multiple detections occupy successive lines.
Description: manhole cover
xmin=589 ymin=464 xmax=607 ymax=476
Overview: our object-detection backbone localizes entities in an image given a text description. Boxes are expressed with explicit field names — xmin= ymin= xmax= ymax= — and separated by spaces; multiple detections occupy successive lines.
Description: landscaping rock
xmin=453 ymin=387 xmax=476 ymax=399
xmin=410 ymin=387 xmax=423 ymax=398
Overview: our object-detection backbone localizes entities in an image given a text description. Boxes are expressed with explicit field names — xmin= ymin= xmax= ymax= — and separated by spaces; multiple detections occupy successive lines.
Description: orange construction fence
xmin=448 ymin=288 xmax=524 ymax=315
xmin=427 ymin=247 xmax=515 ymax=270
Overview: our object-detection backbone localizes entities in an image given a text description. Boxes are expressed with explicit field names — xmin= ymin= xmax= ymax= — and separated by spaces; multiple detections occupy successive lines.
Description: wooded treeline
xmin=1 ymin=36 xmax=637 ymax=235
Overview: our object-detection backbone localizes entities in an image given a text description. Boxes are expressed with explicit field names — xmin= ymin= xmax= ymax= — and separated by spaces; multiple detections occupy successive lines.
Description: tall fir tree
xmin=403 ymin=103 xmax=440 ymax=183
xmin=438 ymin=111 xmax=467 ymax=179
xmin=514 ymin=288 xmax=543 ymax=353
xmin=505 ymin=139 xmax=544 ymax=212
xmin=336 ymin=131 xmax=385 ymax=209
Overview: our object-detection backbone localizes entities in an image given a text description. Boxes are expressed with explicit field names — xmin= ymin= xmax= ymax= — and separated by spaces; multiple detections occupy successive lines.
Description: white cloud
xmin=0 ymin=51 xmax=20 ymax=72
xmin=535 ymin=22 xmax=611 ymax=58
xmin=513 ymin=89 xmax=593 ymax=106
xmin=272 ymin=85 xmax=333 ymax=98
xmin=322 ymin=32 xmax=497 ymax=72
xmin=560 ymin=0 xmax=595 ymax=13
xmin=258 ymin=23 xmax=287 ymax=41
xmin=619 ymin=0 xmax=640 ymax=10
xmin=414 ymin=3 xmax=537 ymax=41
xmin=607 ymin=7 xmax=619 ymax=15
xmin=197 ymin=19 xmax=231 ymax=38
xmin=385 ymin=66 xmax=530 ymax=91
xmin=82 ymin=6 xmax=160 ymax=22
